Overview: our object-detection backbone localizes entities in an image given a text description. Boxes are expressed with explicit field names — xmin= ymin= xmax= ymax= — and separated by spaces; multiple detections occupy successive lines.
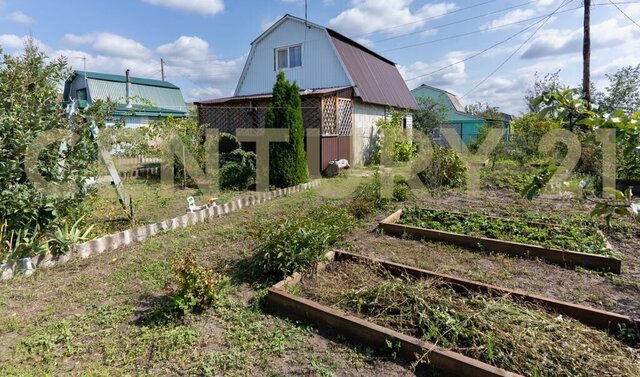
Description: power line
xmin=403 ymin=15 xmax=551 ymax=83
xmin=461 ymin=0 xmax=575 ymax=99
xmin=353 ymin=0 xmax=501 ymax=38
xmin=368 ymin=0 xmax=541 ymax=44
xmin=381 ymin=2 xmax=640 ymax=53
xmin=608 ymin=0 xmax=640 ymax=29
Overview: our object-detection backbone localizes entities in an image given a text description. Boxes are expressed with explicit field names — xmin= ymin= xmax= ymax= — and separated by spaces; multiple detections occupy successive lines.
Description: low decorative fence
xmin=0 ymin=180 xmax=322 ymax=281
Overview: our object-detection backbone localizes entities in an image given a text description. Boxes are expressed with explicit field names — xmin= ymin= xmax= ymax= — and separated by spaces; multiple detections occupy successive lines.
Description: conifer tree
xmin=265 ymin=72 xmax=308 ymax=187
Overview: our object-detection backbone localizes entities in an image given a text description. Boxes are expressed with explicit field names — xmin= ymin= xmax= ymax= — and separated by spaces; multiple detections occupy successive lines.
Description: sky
xmin=0 ymin=0 xmax=639 ymax=114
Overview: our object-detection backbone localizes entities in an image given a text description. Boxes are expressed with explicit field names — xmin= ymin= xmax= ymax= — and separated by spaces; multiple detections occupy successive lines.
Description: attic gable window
xmin=275 ymin=44 xmax=302 ymax=70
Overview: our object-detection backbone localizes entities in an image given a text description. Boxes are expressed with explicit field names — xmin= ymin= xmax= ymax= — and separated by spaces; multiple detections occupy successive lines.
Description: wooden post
xmin=582 ymin=0 xmax=591 ymax=106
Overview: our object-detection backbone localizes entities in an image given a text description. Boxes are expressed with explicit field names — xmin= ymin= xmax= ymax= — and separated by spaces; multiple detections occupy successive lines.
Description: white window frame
xmin=275 ymin=44 xmax=303 ymax=71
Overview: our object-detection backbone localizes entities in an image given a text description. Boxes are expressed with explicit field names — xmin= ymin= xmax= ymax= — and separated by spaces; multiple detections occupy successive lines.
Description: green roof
xmin=73 ymin=71 xmax=180 ymax=89
xmin=70 ymin=70 xmax=187 ymax=115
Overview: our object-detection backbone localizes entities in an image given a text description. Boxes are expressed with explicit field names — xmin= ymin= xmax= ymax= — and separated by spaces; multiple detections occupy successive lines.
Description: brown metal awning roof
xmin=328 ymin=30 xmax=417 ymax=110
xmin=195 ymin=86 xmax=353 ymax=105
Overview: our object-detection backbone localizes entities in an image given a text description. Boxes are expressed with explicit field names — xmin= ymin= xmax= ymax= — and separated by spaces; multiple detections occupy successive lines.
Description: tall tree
xmin=412 ymin=96 xmax=448 ymax=137
xmin=598 ymin=64 xmax=640 ymax=114
xmin=525 ymin=71 xmax=563 ymax=112
xmin=265 ymin=72 xmax=308 ymax=188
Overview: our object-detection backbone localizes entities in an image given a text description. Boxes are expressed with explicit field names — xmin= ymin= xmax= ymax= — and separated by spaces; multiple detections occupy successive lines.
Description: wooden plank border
xmin=267 ymin=251 xmax=639 ymax=376
xmin=379 ymin=209 xmax=622 ymax=274
xmin=335 ymin=251 xmax=640 ymax=335
xmin=267 ymin=251 xmax=519 ymax=377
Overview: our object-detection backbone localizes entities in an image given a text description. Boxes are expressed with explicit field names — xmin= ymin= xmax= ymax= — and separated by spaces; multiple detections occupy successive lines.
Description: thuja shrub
xmin=169 ymin=251 xmax=229 ymax=315
xmin=253 ymin=205 xmax=356 ymax=276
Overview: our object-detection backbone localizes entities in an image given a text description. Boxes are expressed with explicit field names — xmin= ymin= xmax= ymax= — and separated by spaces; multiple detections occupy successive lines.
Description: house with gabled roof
xmin=63 ymin=70 xmax=188 ymax=128
xmin=196 ymin=14 xmax=417 ymax=171
xmin=411 ymin=84 xmax=510 ymax=146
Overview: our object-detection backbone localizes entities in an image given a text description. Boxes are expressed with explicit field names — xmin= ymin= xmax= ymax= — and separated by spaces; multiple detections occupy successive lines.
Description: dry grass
xmin=301 ymin=261 xmax=640 ymax=377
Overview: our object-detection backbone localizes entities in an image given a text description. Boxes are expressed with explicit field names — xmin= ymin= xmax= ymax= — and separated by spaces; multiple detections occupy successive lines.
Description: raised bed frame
xmin=267 ymin=251 xmax=639 ymax=377
xmin=379 ymin=209 xmax=622 ymax=274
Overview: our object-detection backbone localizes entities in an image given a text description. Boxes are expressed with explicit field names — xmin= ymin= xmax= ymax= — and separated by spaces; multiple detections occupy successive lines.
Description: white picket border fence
xmin=0 ymin=180 xmax=322 ymax=281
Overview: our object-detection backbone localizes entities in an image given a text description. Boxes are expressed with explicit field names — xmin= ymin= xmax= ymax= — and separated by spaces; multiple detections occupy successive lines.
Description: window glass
xmin=277 ymin=48 xmax=288 ymax=69
xmin=289 ymin=45 xmax=302 ymax=68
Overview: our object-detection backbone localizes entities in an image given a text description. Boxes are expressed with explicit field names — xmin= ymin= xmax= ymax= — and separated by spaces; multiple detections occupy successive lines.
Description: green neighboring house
xmin=411 ymin=84 xmax=508 ymax=147
xmin=63 ymin=70 xmax=188 ymax=128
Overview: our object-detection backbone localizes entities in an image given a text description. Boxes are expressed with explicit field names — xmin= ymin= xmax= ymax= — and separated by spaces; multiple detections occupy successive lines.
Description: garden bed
xmin=267 ymin=252 xmax=640 ymax=376
xmin=379 ymin=208 xmax=622 ymax=273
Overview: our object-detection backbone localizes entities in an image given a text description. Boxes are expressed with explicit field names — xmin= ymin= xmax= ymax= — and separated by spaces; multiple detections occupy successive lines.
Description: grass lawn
xmin=85 ymin=178 xmax=244 ymax=237
xmin=1 ymin=172 xmax=638 ymax=375
xmin=0 ymin=187 xmax=410 ymax=376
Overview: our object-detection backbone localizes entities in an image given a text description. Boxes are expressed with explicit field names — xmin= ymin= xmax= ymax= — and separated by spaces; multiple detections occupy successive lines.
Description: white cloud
xmin=7 ymin=11 xmax=34 ymax=24
xmin=481 ymin=9 xmax=535 ymax=31
xmin=399 ymin=51 xmax=469 ymax=88
xmin=0 ymin=34 xmax=26 ymax=50
xmin=157 ymin=36 xmax=210 ymax=61
xmin=464 ymin=75 xmax=528 ymax=115
xmin=55 ymin=33 xmax=245 ymax=101
xmin=65 ymin=33 xmax=152 ymax=59
xmin=141 ymin=0 xmax=224 ymax=16
xmin=0 ymin=34 xmax=48 ymax=52
xmin=522 ymin=18 xmax=640 ymax=59
xmin=328 ymin=0 xmax=457 ymax=37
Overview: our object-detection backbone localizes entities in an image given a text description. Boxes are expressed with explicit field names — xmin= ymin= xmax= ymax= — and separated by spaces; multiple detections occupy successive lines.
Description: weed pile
xmin=398 ymin=207 xmax=613 ymax=256
xmin=301 ymin=261 xmax=640 ymax=376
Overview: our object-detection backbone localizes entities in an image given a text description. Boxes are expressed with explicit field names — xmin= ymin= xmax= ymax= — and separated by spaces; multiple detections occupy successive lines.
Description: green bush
xmin=219 ymin=133 xmax=256 ymax=190
xmin=392 ymin=176 xmax=412 ymax=202
xmin=0 ymin=39 xmax=96 ymax=257
xmin=265 ymin=72 xmax=308 ymax=188
xmin=253 ymin=205 xmax=356 ymax=276
xmin=419 ymin=144 xmax=467 ymax=189
xmin=169 ymin=251 xmax=229 ymax=315
xmin=353 ymin=171 xmax=386 ymax=209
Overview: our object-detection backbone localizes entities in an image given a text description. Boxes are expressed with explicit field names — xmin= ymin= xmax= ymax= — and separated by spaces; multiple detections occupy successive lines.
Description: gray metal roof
xmin=328 ymin=30 xmax=417 ymax=110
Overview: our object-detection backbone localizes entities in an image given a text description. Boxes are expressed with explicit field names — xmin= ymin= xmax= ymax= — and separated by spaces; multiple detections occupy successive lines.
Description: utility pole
xmin=582 ymin=0 xmax=591 ymax=106
xmin=161 ymin=58 xmax=165 ymax=81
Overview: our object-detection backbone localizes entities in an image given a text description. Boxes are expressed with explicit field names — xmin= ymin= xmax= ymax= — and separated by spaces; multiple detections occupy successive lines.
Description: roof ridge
xmin=73 ymin=70 xmax=180 ymax=89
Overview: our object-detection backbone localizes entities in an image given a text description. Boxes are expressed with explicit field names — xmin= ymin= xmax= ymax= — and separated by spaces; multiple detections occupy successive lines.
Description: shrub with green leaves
xmin=253 ymin=205 xmax=356 ymax=276
xmin=418 ymin=144 xmax=467 ymax=189
xmin=169 ymin=251 xmax=229 ymax=315
xmin=392 ymin=175 xmax=412 ymax=202
xmin=0 ymin=40 xmax=96 ymax=257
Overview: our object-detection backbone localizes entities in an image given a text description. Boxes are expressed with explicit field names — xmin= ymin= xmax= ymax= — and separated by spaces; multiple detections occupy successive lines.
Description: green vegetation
xmin=219 ymin=133 xmax=256 ymax=190
xmin=302 ymin=261 xmax=640 ymax=377
xmin=265 ymin=72 xmax=308 ymax=188
xmin=376 ymin=110 xmax=416 ymax=163
xmin=398 ymin=207 xmax=613 ymax=256
xmin=0 ymin=39 xmax=96 ymax=260
xmin=253 ymin=204 xmax=356 ymax=276
xmin=167 ymin=250 xmax=230 ymax=315
xmin=418 ymin=144 xmax=467 ymax=189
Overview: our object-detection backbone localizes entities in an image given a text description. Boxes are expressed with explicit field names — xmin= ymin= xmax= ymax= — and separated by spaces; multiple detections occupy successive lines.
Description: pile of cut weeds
xmin=300 ymin=261 xmax=640 ymax=376
xmin=398 ymin=207 xmax=614 ymax=256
